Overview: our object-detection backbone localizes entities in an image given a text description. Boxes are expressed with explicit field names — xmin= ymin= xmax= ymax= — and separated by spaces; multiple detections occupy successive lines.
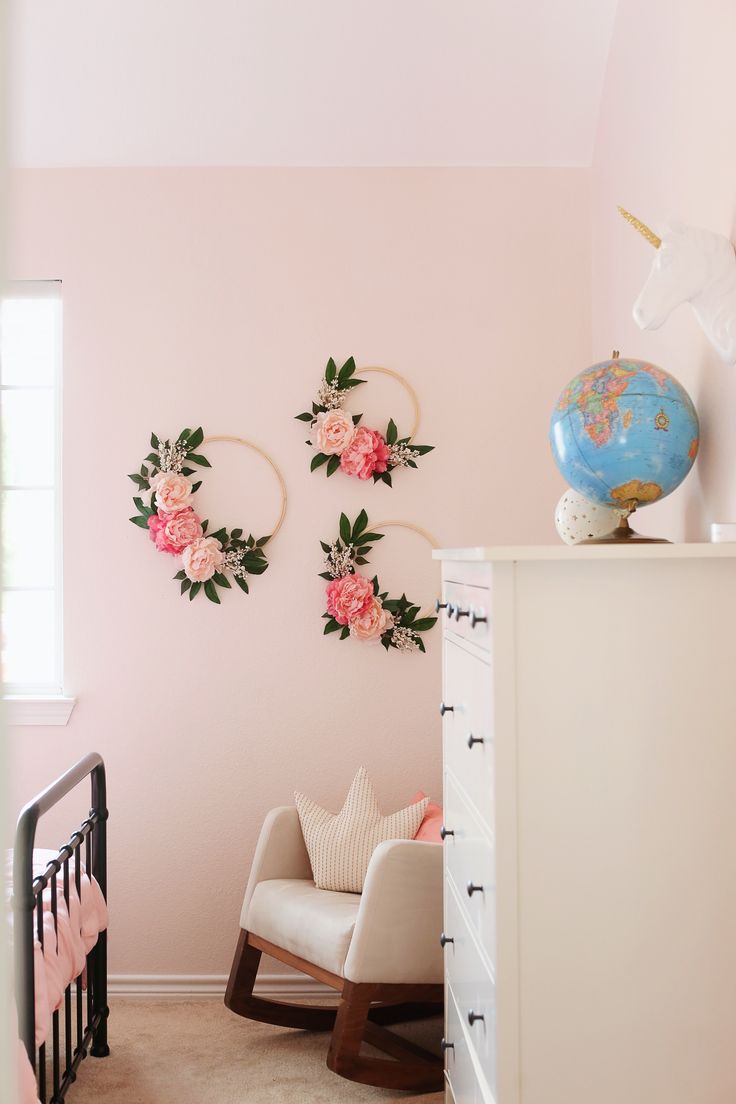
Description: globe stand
xmin=579 ymin=506 xmax=670 ymax=545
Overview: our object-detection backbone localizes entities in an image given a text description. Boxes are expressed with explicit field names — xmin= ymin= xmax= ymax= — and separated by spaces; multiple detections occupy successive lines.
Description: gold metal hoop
xmin=371 ymin=519 xmax=439 ymax=620
xmin=372 ymin=520 xmax=438 ymax=548
xmin=357 ymin=367 xmax=421 ymax=439
xmin=202 ymin=436 xmax=287 ymax=539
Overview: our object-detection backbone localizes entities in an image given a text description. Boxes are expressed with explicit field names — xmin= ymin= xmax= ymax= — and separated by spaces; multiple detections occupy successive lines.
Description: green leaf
xmin=133 ymin=496 xmax=146 ymax=514
xmin=323 ymin=618 xmax=342 ymax=635
xmin=320 ymin=540 xmax=332 ymax=554
xmin=326 ymin=455 xmax=340 ymax=477
xmin=234 ymin=575 xmax=249 ymax=594
xmin=318 ymin=571 xmax=333 ymax=580
xmin=204 ymin=580 xmax=220 ymax=604
xmin=181 ymin=467 xmax=195 ymax=476
xmin=187 ymin=426 xmax=204 ymax=451
xmin=208 ymin=528 xmax=227 ymax=544
xmin=129 ymin=515 xmax=149 ymax=528
xmin=295 ymin=411 xmax=314 ymax=422
xmin=382 ymin=472 xmax=393 ymax=487
xmin=231 ymin=528 xmax=243 ymax=540
xmin=311 ymin=453 xmax=329 ymax=472
xmin=413 ymin=444 xmax=434 ymax=456
xmin=241 ymin=558 xmax=269 ymax=575
xmin=173 ymin=569 xmax=186 ymax=580
xmin=325 ymin=357 xmax=337 ymax=383
xmin=337 ymin=356 xmax=356 ymax=384
xmin=339 ymin=513 xmax=351 ymax=543
xmin=358 ymin=532 xmax=384 ymax=543
xmin=352 ymin=413 xmax=362 ymax=425
xmin=340 ymin=378 xmax=364 ymax=390
xmin=386 ymin=418 xmax=398 ymax=446
xmin=201 ymin=519 xmax=209 ymax=533
xmin=179 ymin=428 xmax=192 ymax=440
xmin=381 ymin=636 xmax=391 ymax=651
xmin=145 ymin=452 xmax=159 ymax=464
xmin=412 ymin=617 xmax=438 ymax=632
xmin=150 ymin=433 xmax=159 ymax=449
xmin=189 ymin=581 xmax=202 ymax=601
xmin=213 ymin=572 xmax=232 ymax=589
xmin=181 ymin=578 xmax=191 ymax=595
xmin=417 ymin=638 xmax=426 ymax=653
xmin=191 ymin=481 xmax=202 ymax=493
xmin=372 ymin=575 xmax=379 ymax=596
xmin=340 ymin=626 xmax=350 ymax=640
xmin=355 ymin=557 xmax=368 ymax=565
xmin=187 ymin=453 xmax=211 ymax=468
xmin=352 ymin=509 xmax=368 ymax=540
xmin=256 ymin=534 xmax=271 ymax=546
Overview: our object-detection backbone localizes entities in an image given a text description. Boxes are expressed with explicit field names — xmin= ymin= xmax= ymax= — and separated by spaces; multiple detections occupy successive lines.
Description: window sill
xmin=4 ymin=696 xmax=76 ymax=726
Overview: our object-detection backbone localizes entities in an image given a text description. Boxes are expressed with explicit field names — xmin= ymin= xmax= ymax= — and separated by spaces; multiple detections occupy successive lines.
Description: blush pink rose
xmin=181 ymin=536 xmax=225 ymax=583
xmin=349 ymin=597 xmax=394 ymax=643
xmin=326 ymin=573 xmax=375 ymax=625
xmin=152 ymin=472 xmax=194 ymax=513
xmin=310 ymin=410 xmax=356 ymax=455
xmin=339 ymin=427 xmax=390 ymax=480
xmin=147 ymin=508 xmax=203 ymax=555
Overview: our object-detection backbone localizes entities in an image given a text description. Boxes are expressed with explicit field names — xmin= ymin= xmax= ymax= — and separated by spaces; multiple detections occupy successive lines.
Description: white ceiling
xmin=9 ymin=0 xmax=618 ymax=167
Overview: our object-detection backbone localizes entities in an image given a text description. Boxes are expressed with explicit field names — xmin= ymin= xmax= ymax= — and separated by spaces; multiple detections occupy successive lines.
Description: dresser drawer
xmin=443 ymin=640 xmax=494 ymax=825
xmin=445 ymin=986 xmax=482 ymax=1104
xmin=444 ymin=773 xmax=497 ymax=970
xmin=441 ymin=581 xmax=491 ymax=650
xmin=444 ymin=884 xmax=497 ymax=1099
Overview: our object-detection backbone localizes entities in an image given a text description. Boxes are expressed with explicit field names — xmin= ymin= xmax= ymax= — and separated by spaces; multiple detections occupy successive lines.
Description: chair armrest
xmin=343 ymin=840 xmax=443 ymax=984
xmin=239 ymin=806 xmax=312 ymax=928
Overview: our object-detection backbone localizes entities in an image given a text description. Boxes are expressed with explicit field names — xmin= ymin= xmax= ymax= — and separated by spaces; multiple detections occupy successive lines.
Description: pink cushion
xmin=411 ymin=790 xmax=443 ymax=843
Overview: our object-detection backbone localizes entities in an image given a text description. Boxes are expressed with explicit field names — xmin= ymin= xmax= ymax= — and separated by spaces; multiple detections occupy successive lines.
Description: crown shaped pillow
xmin=295 ymin=766 xmax=429 ymax=893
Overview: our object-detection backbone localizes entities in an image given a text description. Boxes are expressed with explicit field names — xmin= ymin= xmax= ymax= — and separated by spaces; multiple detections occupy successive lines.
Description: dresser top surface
xmin=434 ymin=543 xmax=736 ymax=563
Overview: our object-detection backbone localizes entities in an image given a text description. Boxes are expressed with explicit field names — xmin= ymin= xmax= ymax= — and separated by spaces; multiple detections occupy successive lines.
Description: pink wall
xmin=592 ymin=0 xmax=736 ymax=541
xmin=9 ymin=167 xmax=591 ymax=978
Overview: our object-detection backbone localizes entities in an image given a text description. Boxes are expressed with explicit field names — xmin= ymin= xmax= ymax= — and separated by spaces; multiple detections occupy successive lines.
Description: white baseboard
xmin=108 ymin=973 xmax=330 ymax=999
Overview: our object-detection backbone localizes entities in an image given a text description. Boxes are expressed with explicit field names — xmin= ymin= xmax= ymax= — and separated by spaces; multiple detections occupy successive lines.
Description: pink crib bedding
xmin=7 ymin=848 xmax=108 ymax=1053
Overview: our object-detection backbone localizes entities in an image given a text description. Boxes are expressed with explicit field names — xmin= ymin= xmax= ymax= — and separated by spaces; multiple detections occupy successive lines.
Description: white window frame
xmin=2 ymin=280 xmax=75 ymax=725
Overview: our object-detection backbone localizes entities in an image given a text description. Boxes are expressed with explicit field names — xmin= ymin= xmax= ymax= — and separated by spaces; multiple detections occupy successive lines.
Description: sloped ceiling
xmin=9 ymin=0 xmax=618 ymax=167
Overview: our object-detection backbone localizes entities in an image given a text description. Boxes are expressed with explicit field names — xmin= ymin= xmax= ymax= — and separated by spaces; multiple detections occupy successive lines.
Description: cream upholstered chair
xmin=225 ymin=806 xmax=444 ymax=1091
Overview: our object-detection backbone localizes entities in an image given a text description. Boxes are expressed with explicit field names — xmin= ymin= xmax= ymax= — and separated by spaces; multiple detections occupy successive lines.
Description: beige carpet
xmin=67 ymin=998 xmax=445 ymax=1103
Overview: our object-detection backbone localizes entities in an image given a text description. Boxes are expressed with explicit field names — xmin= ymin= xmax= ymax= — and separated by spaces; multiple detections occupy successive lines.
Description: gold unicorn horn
xmin=618 ymin=206 xmax=661 ymax=249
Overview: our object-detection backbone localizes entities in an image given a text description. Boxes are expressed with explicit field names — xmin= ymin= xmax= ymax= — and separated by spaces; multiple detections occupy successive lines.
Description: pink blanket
xmin=7 ymin=846 xmax=108 ymax=1090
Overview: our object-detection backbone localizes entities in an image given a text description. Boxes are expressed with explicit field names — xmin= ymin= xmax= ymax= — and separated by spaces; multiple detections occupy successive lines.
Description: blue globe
xmin=550 ymin=357 xmax=699 ymax=510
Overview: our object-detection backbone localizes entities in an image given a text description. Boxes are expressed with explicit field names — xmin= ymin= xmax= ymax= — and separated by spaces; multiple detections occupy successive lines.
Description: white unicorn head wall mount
xmin=619 ymin=206 xmax=736 ymax=364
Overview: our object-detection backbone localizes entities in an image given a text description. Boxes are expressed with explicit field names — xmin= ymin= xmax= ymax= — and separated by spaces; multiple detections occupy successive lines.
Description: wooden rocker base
xmin=225 ymin=930 xmax=444 ymax=1091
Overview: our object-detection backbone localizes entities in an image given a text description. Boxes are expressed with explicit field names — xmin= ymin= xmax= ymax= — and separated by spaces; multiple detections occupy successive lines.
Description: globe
xmin=549 ymin=357 xmax=700 ymax=513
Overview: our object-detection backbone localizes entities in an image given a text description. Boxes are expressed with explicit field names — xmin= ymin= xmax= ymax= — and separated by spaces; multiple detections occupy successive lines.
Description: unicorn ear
xmin=660 ymin=215 xmax=686 ymax=238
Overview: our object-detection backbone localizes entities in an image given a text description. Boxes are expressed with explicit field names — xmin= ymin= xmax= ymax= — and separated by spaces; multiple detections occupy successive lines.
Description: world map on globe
xmin=549 ymin=357 xmax=700 ymax=510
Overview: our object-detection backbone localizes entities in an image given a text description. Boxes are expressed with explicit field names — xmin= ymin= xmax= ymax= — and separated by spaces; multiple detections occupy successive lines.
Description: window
xmin=1 ymin=283 xmax=70 ymax=717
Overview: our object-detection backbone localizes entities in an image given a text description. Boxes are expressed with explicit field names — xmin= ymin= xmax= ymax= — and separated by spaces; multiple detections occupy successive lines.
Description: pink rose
xmin=147 ymin=508 xmax=203 ymax=555
xmin=310 ymin=410 xmax=356 ymax=455
xmin=349 ymin=597 xmax=394 ymax=643
xmin=326 ymin=573 xmax=375 ymax=625
xmin=339 ymin=427 xmax=390 ymax=480
xmin=151 ymin=472 xmax=194 ymax=514
xmin=181 ymin=536 xmax=225 ymax=583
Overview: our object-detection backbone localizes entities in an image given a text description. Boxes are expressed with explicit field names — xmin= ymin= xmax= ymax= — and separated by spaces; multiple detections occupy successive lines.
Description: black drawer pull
xmin=466 ymin=733 xmax=484 ymax=748
xmin=471 ymin=609 xmax=488 ymax=628
xmin=440 ymin=702 xmax=454 ymax=716
xmin=455 ymin=606 xmax=470 ymax=621
xmin=466 ymin=881 xmax=483 ymax=897
xmin=468 ymin=1010 xmax=485 ymax=1026
xmin=435 ymin=598 xmax=449 ymax=612
xmin=447 ymin=602 xmax=456 ymax=618
xmin=439 ymin=932 xmax=454 ymax=948
xmin=439 ymin=825 xmax=454 ymax=840
xmin=441 ymin=1037 xmax=454 ymax=1053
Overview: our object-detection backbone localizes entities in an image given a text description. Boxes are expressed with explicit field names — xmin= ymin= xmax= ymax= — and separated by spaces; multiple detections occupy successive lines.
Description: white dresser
xmin=436 ymin=545 xmax=736 ymax=1104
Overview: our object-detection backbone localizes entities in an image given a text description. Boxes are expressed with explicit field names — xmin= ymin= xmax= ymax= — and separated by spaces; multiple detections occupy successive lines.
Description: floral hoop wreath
xmin=295 ymin=358 xmax=434 ymax=486
xmin=319 ymin=510 xmax=438 ymax=653
xmin=128 ymin=428 xmax=287 ymax=604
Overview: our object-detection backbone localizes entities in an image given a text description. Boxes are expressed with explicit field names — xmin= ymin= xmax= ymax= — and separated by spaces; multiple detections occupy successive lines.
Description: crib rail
xmin=13 ymin=752 xmax=109 ymax=1102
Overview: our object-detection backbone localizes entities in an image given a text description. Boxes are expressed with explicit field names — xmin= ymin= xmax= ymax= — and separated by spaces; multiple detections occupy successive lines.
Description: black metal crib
xmin=13 ymin=753 xmax=109 ymax=1102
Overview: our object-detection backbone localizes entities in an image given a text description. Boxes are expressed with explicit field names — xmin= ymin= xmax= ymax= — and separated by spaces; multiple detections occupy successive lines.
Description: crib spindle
xmin=36 ymin=892 xmax=46 ymax=1104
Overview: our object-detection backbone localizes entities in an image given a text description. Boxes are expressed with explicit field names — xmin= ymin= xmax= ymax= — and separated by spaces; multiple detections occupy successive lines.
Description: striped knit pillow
xmin=295 ymin=766 xmax=429 ymax=893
